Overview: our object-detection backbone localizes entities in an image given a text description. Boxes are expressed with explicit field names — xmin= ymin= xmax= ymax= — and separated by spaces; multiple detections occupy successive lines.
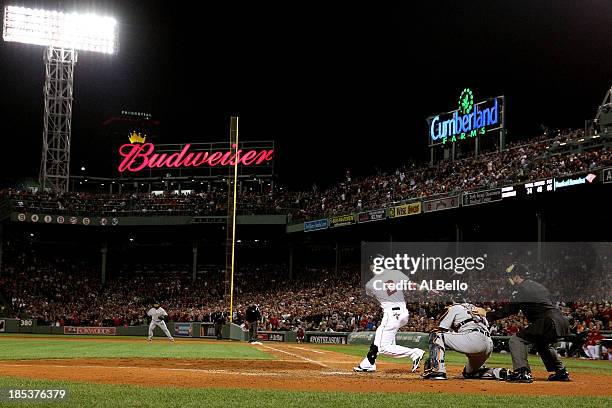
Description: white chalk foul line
xmin=262 ymin=346 xmax=330 ymax=368
xmin=290 ymin=346 xmax=325 ymax=354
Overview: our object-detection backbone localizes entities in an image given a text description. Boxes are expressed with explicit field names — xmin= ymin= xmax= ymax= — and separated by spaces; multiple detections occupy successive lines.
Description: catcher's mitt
xmin=472 ymin=307 xmax=488 ymax=318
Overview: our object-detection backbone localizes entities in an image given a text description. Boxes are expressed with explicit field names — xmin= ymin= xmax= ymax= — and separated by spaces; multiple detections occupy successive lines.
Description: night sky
xmin=0 ymin=0 xmax=611 ymax=188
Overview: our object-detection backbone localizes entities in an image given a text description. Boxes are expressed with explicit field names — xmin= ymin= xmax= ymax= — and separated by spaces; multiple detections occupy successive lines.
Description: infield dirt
xmin=0 ymin=338 xmax=609 ymax=397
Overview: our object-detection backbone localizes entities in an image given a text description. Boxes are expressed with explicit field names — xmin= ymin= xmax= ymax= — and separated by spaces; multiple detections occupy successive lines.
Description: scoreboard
xmin=500 ymin=179 xmax=554 ymax=198
xmin=500 ymin=172 xmax=600 ymax=200
xmin=524 ymin=178 xmax=554 ymax=195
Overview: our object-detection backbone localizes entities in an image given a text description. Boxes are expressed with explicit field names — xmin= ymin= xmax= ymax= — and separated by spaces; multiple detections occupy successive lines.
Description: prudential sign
xmin=428 ymin=88 xmax=504 ymax=146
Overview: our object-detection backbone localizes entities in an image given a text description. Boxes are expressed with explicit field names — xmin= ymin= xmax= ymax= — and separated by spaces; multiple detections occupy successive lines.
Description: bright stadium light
xmin=2 ymin=5 xmax=118 ymax=192
xmin=3 ymin=6 xmax=118 ymax=54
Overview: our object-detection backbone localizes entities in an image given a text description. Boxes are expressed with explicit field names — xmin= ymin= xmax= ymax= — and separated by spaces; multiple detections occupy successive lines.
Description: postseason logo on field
xmin=307 ymin=335 xmax=347 ymax=344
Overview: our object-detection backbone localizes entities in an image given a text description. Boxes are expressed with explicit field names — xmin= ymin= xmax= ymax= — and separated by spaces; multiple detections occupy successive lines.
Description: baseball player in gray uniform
xmin=147 ymin=302 xmax=174 ymax=342
xmin=423 ymin=303 xmax=506 ymax=380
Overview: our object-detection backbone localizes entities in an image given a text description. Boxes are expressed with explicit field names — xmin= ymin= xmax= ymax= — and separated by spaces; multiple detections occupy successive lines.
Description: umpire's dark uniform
xmin=246 ymin=305 xmax=261 ymax=343
xmin=212 ymin=311 xmax=226 ymax=340
xmin=488 ymin=271 xmax=570 ymax=378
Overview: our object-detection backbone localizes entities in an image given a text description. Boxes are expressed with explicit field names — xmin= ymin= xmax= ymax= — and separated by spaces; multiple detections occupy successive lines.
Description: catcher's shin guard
xmin=425 ymin=331 xmax=446 ymax=375
xmin=422 ymin=359 xmax=431 ymax=377
xmin=367 ymin=344 xmax=379 ymax=365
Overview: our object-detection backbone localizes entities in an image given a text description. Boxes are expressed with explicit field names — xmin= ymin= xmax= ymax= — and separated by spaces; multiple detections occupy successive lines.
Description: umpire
xmin=487 ymin=263 xmax=570 ymax=383
xmin=246 ymin=304 xmax=261 ymax=344
xmin=212 ymin=308 xmax=227 ymax=340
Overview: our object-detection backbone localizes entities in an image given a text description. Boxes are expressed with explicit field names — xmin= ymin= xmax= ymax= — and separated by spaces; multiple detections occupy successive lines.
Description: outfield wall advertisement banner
xmin=388 ymin=202 xmax=421 ymax=218
xmin=357 ymin=208 xmax=387 ymax=223
xmin=553 ymin=172 xmax=598 ymax=190
xmin=304 ymin=218 xmax=328 ymax=232
xmin=348 ymin=331 xmax=463 ymax=349
xmin=604 ymin=168 xmax=612 ymax=184
xmin=462 ymin=188 xmax=502 ymax=206
xmin=328 ymin=214 xmax=356 ymax=228
xmin=174 ymin=323 xmax=193 ymax=337
xmin=257 ymin=332 xmax=285 ymax=342
xmin=0 ymin=320 xmax=4 ymax=332
xmin=200 ymin=322 xmax=217 ymax=338
xmin=64 ymin=327 xmax=117 ymax=335
xmin=423 ymin=196 xmax=460 ymax=213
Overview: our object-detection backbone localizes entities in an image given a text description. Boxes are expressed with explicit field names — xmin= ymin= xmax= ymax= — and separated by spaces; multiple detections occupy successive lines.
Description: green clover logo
xmin=458 ymin=88 xmax=474 ymax=115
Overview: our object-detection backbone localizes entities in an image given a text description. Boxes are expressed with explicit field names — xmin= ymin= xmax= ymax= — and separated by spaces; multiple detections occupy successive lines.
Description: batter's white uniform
xmin=356 ymin=269 xmax=424 ymax=371
xmin=147 ymin=307 xmax=174 ymax=341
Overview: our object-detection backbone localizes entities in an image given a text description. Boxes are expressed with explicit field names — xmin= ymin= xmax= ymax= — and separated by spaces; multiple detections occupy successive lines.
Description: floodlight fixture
xmin=2 ymin=5 xmax=118 ymax=192
xmin=3 ymin=6 xmax=118 ymax=54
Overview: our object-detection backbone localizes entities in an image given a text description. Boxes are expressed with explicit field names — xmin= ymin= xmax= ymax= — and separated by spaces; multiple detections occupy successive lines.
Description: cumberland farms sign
xmin=118 ymin=142 xmax=274 ymax=173
xmin=427 ymin=88 xmax=504 ymax=146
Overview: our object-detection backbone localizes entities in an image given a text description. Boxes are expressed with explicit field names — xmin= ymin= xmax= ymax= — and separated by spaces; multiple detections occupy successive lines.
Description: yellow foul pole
xmin=229 ymin=117 xmax=239 ymax=322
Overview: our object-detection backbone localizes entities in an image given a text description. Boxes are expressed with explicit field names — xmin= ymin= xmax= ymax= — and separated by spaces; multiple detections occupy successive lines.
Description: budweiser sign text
xmin=118 ymin=143 xmax=274 ymax=173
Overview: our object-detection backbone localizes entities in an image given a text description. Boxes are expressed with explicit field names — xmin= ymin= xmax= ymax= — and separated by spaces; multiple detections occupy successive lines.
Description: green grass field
xmin=0 ymin=336 xmax=272 ymax=360
xmin=0 ymin=377 xmax=608 ymax=408
xmin=0 ymin=335 xmax=610 ymax=407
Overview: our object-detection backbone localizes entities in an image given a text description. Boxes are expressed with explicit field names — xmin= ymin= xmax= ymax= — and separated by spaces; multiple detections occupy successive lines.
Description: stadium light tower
xmin=3 ymin=5 xmax=118 ymax=192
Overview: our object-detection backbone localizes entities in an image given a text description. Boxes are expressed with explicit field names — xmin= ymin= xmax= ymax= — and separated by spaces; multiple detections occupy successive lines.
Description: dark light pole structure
xmin=3 ymin=5 xmax=118 ymax=192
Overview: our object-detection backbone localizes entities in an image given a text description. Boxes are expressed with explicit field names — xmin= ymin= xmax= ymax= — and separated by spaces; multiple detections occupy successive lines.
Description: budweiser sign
xmin=118 ymin=143 xmax=274 ymax=173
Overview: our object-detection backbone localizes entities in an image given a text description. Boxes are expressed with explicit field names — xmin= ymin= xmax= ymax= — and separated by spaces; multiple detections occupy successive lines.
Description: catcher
xmin=423 ymin=303 xmax=506 ymax=380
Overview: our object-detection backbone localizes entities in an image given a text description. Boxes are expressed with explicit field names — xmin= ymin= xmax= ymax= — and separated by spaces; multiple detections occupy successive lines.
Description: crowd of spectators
xmin=290 ymin=130 xmax=612 ymax=220
xmin=2 ymin=129 xmax=611 ymax=221
xmin=0 ymin=130 xmax=610 ymax=360
xmin=5 ymin=189 xmax=296 ymax=217
xmin=0 ymin=255 xmax=372 ymax=331
xmin=1 ymin=251 xmax=609 ymax=346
